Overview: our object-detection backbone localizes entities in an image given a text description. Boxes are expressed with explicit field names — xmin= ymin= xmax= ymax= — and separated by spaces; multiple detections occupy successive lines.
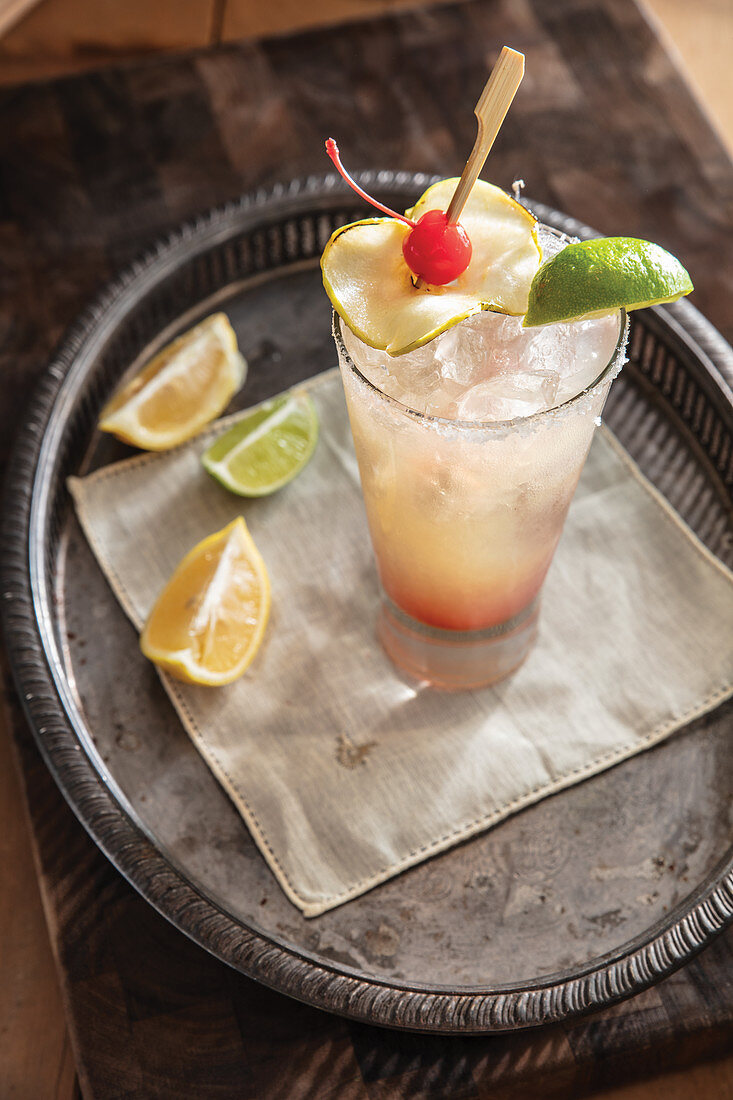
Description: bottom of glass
xmin=378 ymin=595 xmax=540 ymax=691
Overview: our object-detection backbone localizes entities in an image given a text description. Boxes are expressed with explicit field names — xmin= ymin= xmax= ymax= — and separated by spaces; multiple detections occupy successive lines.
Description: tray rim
xmin=2 ymin=173 xmax=733 ymax=1034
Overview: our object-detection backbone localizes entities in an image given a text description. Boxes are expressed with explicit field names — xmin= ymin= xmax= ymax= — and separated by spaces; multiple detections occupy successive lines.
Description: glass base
xmin=378 ymin=596 xmax=540 ymax=691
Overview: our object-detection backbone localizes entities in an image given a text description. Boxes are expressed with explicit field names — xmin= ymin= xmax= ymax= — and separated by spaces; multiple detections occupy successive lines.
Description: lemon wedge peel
xmin=98 ymin=313 xmax=246 ymax=451
xmin=202 ymin=392 xmax=319 ymax=497
xmin=140 ymin=517 xmax=271 ymax=686
xmin=321 ymin=179 xmax=541 ymax=357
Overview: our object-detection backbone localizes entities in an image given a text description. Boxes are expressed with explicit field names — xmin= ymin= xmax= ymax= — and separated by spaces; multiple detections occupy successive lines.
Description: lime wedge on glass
xmin=202 ymin=392 xmax=318 ymax=496
xmin=523 ymin=237 xmax=693 ymax=327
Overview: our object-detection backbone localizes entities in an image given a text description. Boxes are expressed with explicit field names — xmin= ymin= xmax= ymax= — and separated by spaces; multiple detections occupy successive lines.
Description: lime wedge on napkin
xmin=523 ymin=237 xmax=693 ymax=327
xmin=202 ymin=392 xmax=318 ymax=496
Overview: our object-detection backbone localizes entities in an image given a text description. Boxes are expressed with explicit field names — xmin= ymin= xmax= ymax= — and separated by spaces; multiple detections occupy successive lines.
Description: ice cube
xmin=433 ymin=328 xmax=475 ymax=386
xmin=554 ymin=314 xmax=622 ymax=400
xmin=455 ymin=372 xmax=551 ymax=422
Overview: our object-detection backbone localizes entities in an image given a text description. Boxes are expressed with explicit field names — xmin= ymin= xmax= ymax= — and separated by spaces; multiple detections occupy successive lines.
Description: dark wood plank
xmin=0 ymin=690 xmax=78 ymax=1100
xmin=0 ymin=0 xmax=215 ymax=86
xmin=1 ymin=0 xmax=733 ymax=1095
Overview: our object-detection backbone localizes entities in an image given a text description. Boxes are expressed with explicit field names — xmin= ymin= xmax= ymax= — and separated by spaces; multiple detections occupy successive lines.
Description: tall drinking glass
xmin=334 ymin=301 xmax=629 ymax=690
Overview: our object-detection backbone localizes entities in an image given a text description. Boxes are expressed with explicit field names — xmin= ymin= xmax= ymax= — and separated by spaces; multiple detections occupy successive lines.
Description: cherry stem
xmin=325 ymin=139 xmax=415 ymax=227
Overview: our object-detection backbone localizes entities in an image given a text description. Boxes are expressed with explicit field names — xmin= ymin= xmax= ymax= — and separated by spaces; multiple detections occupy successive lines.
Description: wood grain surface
xmin=0 ymin=692 xmax=78 ymax=1100
xmin=0 ymin=0 xmax=44 ymax=38
xmin=0 ymin=0 xmax=217 ymax=83
xmin=1 ymin=0 xmax=732 ymax=1095
xmin=640 ymin=0 xmax=733 ymax=157
xmin=2 ymin=0 xmax=732 ymax=165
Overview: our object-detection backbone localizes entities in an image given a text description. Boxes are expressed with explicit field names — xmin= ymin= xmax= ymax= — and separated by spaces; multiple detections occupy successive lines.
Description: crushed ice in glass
xmin=343 ymin=309 xmax=622 ymax=422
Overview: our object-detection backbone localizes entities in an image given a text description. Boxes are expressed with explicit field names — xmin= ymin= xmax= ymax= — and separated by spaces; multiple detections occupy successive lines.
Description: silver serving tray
xmin=3 ymin=175 xmax=733 ymax=1033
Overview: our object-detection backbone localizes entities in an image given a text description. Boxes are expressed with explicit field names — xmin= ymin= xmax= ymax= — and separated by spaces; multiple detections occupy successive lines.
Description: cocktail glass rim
xmin=332 ymin=229 xmax=629 ymax=434
xmin=333 ymin=309 xmax=629 ymax=433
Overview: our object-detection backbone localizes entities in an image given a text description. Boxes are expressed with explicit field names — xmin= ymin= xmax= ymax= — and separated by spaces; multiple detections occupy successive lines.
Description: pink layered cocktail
xmin=334 ymin=278 xmax=628 ymax=687
xmin=322 ymin=101 xmax=688 ymax=688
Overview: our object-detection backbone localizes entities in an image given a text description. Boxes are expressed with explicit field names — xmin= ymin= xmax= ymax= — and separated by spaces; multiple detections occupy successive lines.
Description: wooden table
xmin=2 ymin=0 xmax=733 ymax=1095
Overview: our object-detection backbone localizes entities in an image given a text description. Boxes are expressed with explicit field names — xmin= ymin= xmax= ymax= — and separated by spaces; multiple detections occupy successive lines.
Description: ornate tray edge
xmin=2 ymin=174 xmax=733 ymax=1034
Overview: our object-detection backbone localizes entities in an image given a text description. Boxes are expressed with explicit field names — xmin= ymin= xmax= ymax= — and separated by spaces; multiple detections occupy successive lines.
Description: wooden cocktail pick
xmin=414 ymin=46 xmax=525 ymax=288
xmin=447 ymin=46 xmax=525 ymax=223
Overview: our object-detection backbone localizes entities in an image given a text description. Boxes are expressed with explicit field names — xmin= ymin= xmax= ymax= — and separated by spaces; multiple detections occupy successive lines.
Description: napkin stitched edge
xmin=67 ymin=369 xmax=733 ymax=915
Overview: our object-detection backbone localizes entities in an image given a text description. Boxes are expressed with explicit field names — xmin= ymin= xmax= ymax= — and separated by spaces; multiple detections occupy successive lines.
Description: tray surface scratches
xmin=4 ymin=178 xmax=733 ymax=1032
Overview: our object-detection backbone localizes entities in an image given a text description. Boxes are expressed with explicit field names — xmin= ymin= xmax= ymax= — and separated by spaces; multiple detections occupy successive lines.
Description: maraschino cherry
xmin=402 ymin=209 xmax=472 ymax=286
xmin=325 ymin=139 xmax=472 ymax=286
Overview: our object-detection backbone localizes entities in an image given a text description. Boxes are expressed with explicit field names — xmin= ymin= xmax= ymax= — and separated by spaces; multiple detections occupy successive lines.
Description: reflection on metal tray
xmin=3 ymin=175 xmax=732 ymax=1033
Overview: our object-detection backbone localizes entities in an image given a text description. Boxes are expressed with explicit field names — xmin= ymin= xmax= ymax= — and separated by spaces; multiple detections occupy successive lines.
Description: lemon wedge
xmin=140 ymin=517 xmax=270 ymax=685
xmin=99 ymin=313 xmax=246 ymax=450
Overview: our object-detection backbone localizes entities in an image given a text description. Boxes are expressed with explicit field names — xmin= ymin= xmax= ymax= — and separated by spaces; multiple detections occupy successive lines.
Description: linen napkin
xmin=68 ymin=370 xmax=733 ymax=916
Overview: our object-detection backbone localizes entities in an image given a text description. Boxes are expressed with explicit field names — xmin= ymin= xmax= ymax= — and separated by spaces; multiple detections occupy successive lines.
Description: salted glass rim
xmin=332 ymin=226 xmax=629 ymax=434
xmin=333 ymin=308 xmax=628 ymax=433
